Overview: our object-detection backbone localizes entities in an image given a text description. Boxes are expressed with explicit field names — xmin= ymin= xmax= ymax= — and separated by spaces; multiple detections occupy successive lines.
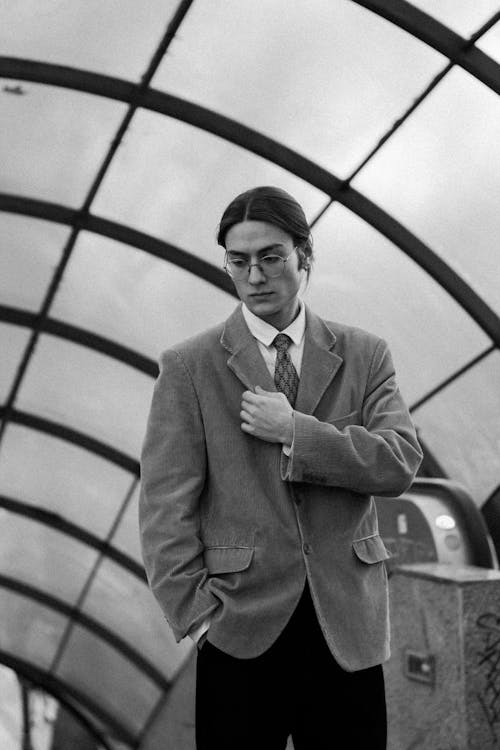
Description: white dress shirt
xmin=241 ymin=301 xmax=306 ymax=379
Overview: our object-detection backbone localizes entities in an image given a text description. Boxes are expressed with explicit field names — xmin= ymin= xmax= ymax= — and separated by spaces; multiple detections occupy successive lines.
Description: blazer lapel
xmin=221 ymin=305 xmax=276 ymax=392
xmin=220 ymin=304 xmax=343 ymax=413
xmin=295 ymin=307 xmax=343 ymax=415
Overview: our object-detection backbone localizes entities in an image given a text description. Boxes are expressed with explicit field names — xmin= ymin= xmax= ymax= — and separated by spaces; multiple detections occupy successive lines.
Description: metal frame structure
xmin=0 ymin=495 xmax=145 ymax=581
xmin=0 ymin=575 xmax=170 ymax=692
xmin=0 ymin=650 xmax=136 ymax=747
xmin=1 ymin=0 xmax=499 ymax=744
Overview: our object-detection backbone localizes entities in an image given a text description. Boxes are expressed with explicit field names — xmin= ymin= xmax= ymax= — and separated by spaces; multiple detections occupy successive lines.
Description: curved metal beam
xmin=410 ymin=344 xmax=496 ymax=414
xmin=0 ymin=407 xmax=139 ymax=475
xmin=0 ymin=303 xmax=159 ymax=378
xmin=1 ymin=190 xmax=500 ymax=353
xmin=354 ymin=1 xmax=500 ymax=94
xmin=0 ymin=192 xmax=235 ymax=298
xmin=0 ymin=650 xmax=135 ymax=747
xmin=0 ymin=56 xmax=498 ymax=344
xmin=0 ymin=574 xmax=170 ymax=692
xmin=0 ymin=495 xmax=145 ymax=582
xmin=344 ymin=190 xmax=500 ymax=347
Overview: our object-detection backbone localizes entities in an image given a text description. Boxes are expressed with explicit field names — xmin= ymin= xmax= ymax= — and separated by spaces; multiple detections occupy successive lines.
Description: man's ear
xmin=299 ymin=252 xmax=310 ymax=271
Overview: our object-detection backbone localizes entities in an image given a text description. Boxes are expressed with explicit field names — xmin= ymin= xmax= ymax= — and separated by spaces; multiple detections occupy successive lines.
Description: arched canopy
xmin=1 ymin=1 xmax=499 ymax=746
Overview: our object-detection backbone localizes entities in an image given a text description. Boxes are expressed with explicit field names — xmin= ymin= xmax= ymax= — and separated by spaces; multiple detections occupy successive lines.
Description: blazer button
xmin=303 ymin=543 xmax=311 ymax=555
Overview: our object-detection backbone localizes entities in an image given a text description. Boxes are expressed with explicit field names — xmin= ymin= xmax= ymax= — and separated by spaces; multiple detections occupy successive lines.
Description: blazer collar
xmin=220 ymin=304 xmax=343 ymax=414
xmin=220 ymin=304 xmax=276 ymax=393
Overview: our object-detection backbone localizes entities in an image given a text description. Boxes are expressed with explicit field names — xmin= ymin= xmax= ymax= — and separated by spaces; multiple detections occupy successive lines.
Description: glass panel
xmin=0 ymin=0 xmax=179 ymax=80
xmin=0 ymin=424 xmax=133 ymax=537
xmin=51 ymin=231 xmax=237 ymax=359
xmin=0 ymin=324 xmax=29 ymax=405
xmin=0 ymin=513 xmax=97 ymax=604
xmin=0 ymin=589 xmax=67 ymax=669
xmin=414 ymin=350 xmax=500 ymax=506
xmin=93 ymin=110 xmax=328 ymax=261
xmin=55 ymin=625 xmax=162 ymax=735
xmin=0 ymin=81 xmax=127 ymax=205
xmin=82 ymin=558 xmax=192 ymax=680
xmin=0 ymin=666 xmax=21 ymax=750
xmin=153 ymin=0 xmax=443 ymax=177
xmin=353 ymin=67 xmax=500 ymax=317
xmin=306 ymin=203 xmax=489 ymax=404
xmin=0 ymin=214 xmax=68 ymax=312
xmin=16 ymin=334 xmax=153 ymax=458
xmin=111 ymin=484 xmax=142 ymax=563
xmin=408 ymin=0 xmax=500 ymax=36
xmin=477 ymin=20 xmax=500 ymax=64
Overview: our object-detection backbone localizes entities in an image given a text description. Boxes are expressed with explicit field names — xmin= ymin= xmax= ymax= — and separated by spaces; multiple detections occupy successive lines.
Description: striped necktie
xmin=273 ymin=333 xmax=299 ymax=407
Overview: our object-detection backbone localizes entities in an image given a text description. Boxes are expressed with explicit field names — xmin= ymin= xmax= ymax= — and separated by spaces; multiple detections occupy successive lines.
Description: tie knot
xmin=273 ymin=333 xmax=292 ymax=352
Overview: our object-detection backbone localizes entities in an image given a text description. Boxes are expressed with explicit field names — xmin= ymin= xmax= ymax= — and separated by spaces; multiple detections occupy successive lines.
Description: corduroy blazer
xmin=139 ymin=304 xmax=422 ymax=671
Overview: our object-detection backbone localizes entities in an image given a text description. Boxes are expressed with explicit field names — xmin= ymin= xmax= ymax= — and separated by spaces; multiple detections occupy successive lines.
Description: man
xmin=139 ymin=186 xmax=423 ymax=749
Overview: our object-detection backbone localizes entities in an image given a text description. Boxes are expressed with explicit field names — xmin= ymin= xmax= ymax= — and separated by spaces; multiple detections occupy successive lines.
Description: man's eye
xmin=229 ymin=258 xmax=247 ymax=267
xmin=261 ymin=255 xmax=282 ymax=266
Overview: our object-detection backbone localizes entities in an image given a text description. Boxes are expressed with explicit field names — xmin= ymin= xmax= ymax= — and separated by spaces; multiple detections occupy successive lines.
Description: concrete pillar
xmin=385 ymin=563 xmax=500 ymax=750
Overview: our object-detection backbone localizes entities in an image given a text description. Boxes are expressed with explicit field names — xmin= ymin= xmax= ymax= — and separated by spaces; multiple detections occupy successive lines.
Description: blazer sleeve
xmin=139 ymin=349 xmax=220 ymax=642
xmin=282 ymin=338 xmax=423 ymax=495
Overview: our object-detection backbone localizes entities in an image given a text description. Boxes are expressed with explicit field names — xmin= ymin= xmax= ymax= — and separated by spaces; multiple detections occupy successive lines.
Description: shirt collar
xmin=242 ymin=301 xmax=306 ymax=348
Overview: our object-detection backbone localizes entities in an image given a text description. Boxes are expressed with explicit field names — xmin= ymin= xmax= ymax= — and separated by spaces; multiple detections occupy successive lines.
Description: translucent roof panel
xmin=0 ymin=82 xmax=127 ymax=206
xmin=478 ymin=20 xmax=500 ymax=64
xmin=415 ymin=350 xmax=500 ymax=505
xmin=82 ymin=558 xmax=192 ymax=680
xmin=0 ymin=590 xmax=67 ymax=670
xmin=409 ymin=0 xmax=500 ymax=37
xmin=51 ymin=232 xmax=236 ymax=358
xmin=111 ymin=484 xmax=142 ymax=563
xmin=0 ymin=214 xmax=68 ymax=312
xmin=0 ymin=324 xmax=29 ymax=405
xmin=16 ymin=335 xmax=153 ymax=458
xmin=0 ymin=425 xmax=133 ymax=537
xmin=55 ymin=625 xmax=162 ymax=735
xmin=305 ymin=203 xmax=490 ymax=404
xmin=92 ymin=111 xmax=328 ymax=260
xmin=354 ymin=67 xmax=500 ymax=317
xmin=0 ymin=513 xmax=97 ymax=604
xmin=0 ymin=0 xmax=178 ymax=80
xmin=0 ymin=667 xmax=20 ymax=750
xmin=153 ymin=0 xmax=444 ymax=178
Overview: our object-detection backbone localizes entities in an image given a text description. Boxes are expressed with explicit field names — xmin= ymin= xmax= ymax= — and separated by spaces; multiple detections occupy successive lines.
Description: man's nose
xmin=247 ymin=263 xmax=266 ymax=284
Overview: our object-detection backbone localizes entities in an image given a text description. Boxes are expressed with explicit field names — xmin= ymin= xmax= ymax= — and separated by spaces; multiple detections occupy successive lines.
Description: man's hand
xmin=240 ymin=386 xmax=294 ymax=445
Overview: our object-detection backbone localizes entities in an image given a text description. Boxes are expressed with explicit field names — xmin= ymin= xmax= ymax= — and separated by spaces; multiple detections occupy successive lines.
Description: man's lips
xmin=249 ymin=292 xmax=273 ymax=298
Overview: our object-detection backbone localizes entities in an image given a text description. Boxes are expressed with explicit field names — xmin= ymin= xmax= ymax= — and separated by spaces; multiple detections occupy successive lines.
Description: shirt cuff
xmin=189 ymin=617 xmax=211 ymax=644
xmin=281 ymin=411 xmax=295 ymax=456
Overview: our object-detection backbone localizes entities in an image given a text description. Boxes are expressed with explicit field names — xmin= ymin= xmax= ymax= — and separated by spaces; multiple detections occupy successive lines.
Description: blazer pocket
xmin=204 ymin=545 xmax=254 ymax=575
xmin=352 ymin=534 xmax=391 ymax=564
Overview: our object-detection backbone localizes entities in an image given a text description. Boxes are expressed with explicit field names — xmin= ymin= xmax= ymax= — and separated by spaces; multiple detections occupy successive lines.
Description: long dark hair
xmin=217 ymin=186 xmax=313 ymax=277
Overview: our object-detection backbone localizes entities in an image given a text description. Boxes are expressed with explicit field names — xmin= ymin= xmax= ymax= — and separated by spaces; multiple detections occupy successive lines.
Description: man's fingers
xmin=241 ymin=398 xmax=256 ymax=414
xmin=240 ymin=409 xmax=252 ymax=423
xmin=242 ymin=390 xmax=260 ymax=403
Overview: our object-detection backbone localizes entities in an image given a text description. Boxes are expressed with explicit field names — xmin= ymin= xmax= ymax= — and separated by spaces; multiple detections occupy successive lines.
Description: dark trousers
xmin=195 ymin=585 xmax=387 ymax=749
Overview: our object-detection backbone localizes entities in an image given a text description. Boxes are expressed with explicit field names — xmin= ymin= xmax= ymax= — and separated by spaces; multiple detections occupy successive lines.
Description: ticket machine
xmin=375 ymin=477 xmax=498 ymax=571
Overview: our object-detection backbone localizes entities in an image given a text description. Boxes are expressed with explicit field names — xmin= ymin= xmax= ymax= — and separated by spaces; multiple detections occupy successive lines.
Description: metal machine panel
xmin=375 ymin=478 xmax=498 ymax=571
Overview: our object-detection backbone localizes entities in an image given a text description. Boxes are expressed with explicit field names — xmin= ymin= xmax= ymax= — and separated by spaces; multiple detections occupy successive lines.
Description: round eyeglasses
xmin=224 ymin=252 xmax=293 ymax=280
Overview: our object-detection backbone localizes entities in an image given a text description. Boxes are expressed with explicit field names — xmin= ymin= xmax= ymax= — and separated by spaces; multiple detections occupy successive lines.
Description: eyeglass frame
xmin=223 ymin=247 xmax=300 ymax=279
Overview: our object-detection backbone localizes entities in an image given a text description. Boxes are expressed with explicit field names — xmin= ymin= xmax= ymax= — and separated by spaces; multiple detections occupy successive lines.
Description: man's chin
xmin=247 ymin=295 xmax=276 ymax=312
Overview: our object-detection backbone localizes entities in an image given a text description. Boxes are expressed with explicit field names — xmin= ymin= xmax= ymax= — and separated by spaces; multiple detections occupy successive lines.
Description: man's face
xmin=225 ymin=220 xmax=304 ymax=330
